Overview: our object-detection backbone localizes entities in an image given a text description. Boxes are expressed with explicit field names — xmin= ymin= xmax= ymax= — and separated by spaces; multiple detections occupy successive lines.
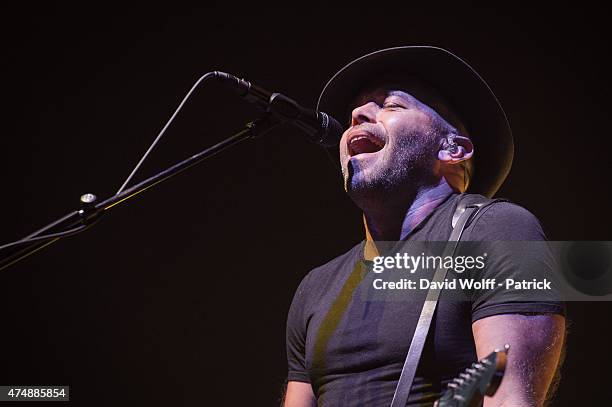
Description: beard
xmin=343 ymin=128 xmax=439 ymax=211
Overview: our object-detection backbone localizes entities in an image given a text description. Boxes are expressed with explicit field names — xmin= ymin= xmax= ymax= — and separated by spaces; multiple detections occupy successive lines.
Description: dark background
xmin=0 ymin=4 xmax=609 ymax=406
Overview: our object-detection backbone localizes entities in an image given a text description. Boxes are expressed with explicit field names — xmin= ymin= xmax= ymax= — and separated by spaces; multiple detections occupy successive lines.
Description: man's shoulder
xmin=462 ymin=194 xmax=547 ymax=240
xmin=297 ymin=242 xmax=363 ymax=292
xmin=310 ymin=242 xmax=363 ymax=276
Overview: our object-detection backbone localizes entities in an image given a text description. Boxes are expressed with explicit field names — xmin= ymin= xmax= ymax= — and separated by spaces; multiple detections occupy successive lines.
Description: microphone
xmin=212 ymin=71 xmax=343 ymax=147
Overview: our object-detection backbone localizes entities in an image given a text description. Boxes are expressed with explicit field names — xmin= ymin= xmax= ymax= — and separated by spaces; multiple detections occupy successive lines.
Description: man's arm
xmin=472 ymin=314 xmax=566 ymax=407
xmin=283 ymin=381 xmax=316 ymax=407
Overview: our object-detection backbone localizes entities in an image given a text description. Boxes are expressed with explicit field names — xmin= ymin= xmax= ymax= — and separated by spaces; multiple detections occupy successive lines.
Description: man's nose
xmin=351 ymin=102 xmax=379 ymax=126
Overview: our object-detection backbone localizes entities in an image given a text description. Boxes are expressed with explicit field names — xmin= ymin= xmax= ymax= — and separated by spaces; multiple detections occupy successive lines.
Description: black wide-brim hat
xmin=316 ymin=46 xmax=513 ymax=198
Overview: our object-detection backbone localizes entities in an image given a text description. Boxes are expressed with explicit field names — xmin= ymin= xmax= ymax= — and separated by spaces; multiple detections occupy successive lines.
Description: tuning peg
xmin=494 ymin=344 xmax=510 ymax=353
xmin=459 ymin=373 xmax=471 ymax=380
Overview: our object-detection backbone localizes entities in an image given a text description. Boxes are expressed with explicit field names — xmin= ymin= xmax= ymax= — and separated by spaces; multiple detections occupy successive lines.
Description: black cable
xmin=0 ymin=225 xmax=88 ymax=251
xmin=115 ymin=71 xmax=218 ymax=195
xmin=1 ymin=71 xmax=220 ymax=253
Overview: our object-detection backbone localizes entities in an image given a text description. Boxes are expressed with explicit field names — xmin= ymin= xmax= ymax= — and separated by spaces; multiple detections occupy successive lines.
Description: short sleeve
xmin=286 ymin=273 xmax=312 ymax=383
xmin=462 ymin=201 xmax=566 ymax=322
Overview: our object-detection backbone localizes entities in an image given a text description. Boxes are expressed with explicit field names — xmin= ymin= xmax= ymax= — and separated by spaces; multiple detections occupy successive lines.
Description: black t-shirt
xmin=286 ymin=193 xmax=565 ymax=406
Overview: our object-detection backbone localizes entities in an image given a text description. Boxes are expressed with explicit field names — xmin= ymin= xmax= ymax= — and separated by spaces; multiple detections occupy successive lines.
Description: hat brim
xmin=316 ymin=46 xmax=513 ymax=198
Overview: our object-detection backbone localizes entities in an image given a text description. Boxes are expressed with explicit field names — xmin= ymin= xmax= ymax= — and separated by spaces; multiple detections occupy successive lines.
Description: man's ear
xmin=438 ymin=134 xmax=474 ymax=163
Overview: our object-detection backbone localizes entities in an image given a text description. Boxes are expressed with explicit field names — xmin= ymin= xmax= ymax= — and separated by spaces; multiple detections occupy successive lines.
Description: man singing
xmin=284 ymin=47 xmax=565 ymax=406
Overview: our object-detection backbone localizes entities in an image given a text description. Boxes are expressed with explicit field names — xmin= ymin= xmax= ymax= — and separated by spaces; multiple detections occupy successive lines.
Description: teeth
xmin=348 ymin=133 xmax=385 ymax=156
xmin=349 ymin=135 xmax=384 ymax=148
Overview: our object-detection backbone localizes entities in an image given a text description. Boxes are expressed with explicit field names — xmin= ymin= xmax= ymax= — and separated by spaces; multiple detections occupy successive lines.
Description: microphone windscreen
xmin=319 ymin=112 xmax=344 ymax=147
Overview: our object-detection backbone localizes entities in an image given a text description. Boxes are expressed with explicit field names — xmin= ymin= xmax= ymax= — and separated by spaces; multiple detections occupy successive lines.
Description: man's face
xmin=340 ymin=86 xmax=444 ymax=203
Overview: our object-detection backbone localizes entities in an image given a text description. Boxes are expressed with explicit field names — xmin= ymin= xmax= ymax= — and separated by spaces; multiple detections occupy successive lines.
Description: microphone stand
xmin=0 ymin=114 xmax=281 ymax=271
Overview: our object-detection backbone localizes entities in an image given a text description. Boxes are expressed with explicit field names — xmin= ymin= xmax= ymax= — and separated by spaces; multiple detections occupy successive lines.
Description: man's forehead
xmin=348 ymin=75 xmax=470 ymax=136
xmin=351 ymin=88 xmax=415 ymax=105
xmin=350 ymin=76 xmax=442 ymax=108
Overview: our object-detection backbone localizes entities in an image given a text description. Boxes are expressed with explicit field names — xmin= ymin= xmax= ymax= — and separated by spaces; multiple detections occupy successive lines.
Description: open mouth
xmin=347 ymin=131 xmax=385 ymax=156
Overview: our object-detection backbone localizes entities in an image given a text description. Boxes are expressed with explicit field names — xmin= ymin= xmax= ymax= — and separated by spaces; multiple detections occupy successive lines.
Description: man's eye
xmin=383 ymin=103 xmax=402 ymax=109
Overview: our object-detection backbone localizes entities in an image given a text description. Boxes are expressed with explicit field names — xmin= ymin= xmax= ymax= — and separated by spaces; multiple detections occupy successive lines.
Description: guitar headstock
xmin=434 ymin=344 xmax=509 ymax=407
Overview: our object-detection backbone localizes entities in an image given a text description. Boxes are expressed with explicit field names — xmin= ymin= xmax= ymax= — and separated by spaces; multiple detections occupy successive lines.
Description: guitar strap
xmin=390 ymin=194 xmax=508 ymax=407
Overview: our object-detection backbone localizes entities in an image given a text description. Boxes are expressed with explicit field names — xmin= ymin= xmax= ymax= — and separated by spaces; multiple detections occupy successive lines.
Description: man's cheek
xmin=385 ymin=111 xmax=428 ymax=132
